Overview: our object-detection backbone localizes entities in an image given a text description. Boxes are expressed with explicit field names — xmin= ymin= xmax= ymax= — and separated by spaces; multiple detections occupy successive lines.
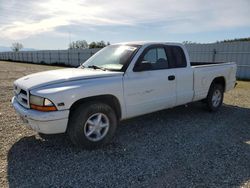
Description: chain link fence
xmin=0 ymin=42 xmax=250 ymax=79
xmin=185 ymin=41 xmax=250 ymax=80
xmin=0 ymin=48 xmax=100 ymax=67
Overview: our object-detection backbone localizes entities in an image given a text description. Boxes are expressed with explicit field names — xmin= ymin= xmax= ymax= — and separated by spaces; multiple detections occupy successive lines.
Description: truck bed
xmin=191 ymin=61 xmax=237 ymax=102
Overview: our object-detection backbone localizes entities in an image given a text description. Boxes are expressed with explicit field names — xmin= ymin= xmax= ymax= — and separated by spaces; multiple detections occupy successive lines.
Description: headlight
xmin=30 ymin=95 xmax=44 ymax=106
xmin=29 ymin=95 xmax=57 ymax=112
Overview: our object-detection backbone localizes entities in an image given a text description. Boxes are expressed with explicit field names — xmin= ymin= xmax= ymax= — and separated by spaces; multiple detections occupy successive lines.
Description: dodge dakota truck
xmin=12 ymin=42 xmax=237 ymax=148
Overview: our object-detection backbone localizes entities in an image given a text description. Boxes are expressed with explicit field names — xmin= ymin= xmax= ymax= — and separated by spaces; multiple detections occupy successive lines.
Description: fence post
xmin=212 ymin=49 xmax=216 ymax=62
xmin=78 ymin=52 xmax=80 ymax=65
xmin=58 ymin=50 xmax=60 ymax=63
xmin=43 ymin=51 xmax=45 ymax=63
xmin=49 ymin=51 xmax=51 ymax=64
xmin=68 ymin=50 xmax=70 ymax=65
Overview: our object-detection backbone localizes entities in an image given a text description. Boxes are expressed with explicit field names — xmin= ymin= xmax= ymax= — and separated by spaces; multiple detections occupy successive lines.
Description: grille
xmin=20 ymin=89 xmax=27 ymax=95
xmin=14 ymin=85 xmax=29 ymax=108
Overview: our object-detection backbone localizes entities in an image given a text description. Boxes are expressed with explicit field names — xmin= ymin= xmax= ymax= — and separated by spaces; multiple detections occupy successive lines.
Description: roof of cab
xmin=113 ymin=41 xmax=183 ymax=47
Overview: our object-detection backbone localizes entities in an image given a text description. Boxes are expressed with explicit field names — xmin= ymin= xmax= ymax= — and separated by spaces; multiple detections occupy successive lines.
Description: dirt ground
xmin=0 ymin=61 xmax=250 ymax=187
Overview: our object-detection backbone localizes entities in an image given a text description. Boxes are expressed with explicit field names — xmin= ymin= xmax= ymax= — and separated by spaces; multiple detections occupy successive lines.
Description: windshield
xmin=82 ymin=45 xmax=139 ymax=71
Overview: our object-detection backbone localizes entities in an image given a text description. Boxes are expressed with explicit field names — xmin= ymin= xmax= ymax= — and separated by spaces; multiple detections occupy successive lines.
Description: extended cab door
xmin=165 ymin=45 xmax=194 ymax=106
xmin=123 ymin=45 xmax=177 ymax=118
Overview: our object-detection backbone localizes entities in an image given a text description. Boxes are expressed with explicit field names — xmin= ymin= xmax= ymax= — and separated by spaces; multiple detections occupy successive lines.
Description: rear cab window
xmin=165 ymin=46 xmax=187 ymax=68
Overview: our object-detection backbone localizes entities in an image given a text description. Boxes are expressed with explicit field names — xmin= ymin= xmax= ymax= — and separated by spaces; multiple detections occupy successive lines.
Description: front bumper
xmin=11 ymin=97 xmax=69 ymax=134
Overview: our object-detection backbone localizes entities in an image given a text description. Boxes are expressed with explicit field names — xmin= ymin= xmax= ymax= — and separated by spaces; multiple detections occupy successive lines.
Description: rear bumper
xmin=12 ymin=97 xmax=69 ymax=134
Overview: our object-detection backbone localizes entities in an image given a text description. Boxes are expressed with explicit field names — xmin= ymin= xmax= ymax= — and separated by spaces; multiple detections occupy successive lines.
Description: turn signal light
xmin=30 ymin=104 xmax=57 ymax=112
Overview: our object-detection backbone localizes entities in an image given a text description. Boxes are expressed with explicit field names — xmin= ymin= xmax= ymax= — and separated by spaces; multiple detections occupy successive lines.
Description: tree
xmin=217 ymin=37 xmax=250 ymax=43
xmin=88 ymin=41 xmax=109 ymax=48
xmin=11 ymin=42 xmax=23 ymax=52
xmin=70 ymin=40 xmax=110 ymax=49
xmin=96 ymin=41 xmax=106 ymax=48
xmin=69 ymin=40 xmax=88 ymax=49
xmin=182 ymin=41 xmax=197 ymax=44
xmin=89 ymin=42 xmax=97 ymax=49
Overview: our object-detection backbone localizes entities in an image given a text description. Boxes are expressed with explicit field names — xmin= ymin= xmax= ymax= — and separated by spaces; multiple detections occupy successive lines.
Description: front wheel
xmin=67 ymin=102 xmax=117 ymax=149
xmin=206 ymin=84 xmax=224 ymax=112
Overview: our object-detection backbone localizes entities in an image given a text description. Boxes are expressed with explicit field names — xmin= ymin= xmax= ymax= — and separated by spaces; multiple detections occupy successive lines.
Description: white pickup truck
xmin=12 ymin=42 xmax=237 ymax=148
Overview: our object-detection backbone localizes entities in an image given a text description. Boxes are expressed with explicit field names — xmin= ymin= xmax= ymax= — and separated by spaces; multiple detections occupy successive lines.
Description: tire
xmin=38 ymin=133 xmax=51 ymax=139
xmin=67 ymin=102 xmax=117 ymax=149
xmin=206 ymin=84 xmax=224 ymax=112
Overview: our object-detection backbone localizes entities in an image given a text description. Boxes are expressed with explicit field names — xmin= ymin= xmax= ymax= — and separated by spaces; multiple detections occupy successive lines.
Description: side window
xmin=143 ymin=48 xmax=157 ymax=63
xmin=157 ymin=48 xmax=167 ymax=61
xmin=138 ymin=47 xmax=169 ymax=70
xmin=166 ymin=46 xmax=187 ymax=68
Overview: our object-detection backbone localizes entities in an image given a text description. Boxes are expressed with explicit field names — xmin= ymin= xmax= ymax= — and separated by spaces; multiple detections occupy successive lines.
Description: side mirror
xmin=134 ymin=61 xmax=152 ymax=72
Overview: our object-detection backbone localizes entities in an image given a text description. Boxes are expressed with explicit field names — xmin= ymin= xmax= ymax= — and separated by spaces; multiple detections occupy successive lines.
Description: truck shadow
xmin=7 ymin=103 xmax=250 ymax=187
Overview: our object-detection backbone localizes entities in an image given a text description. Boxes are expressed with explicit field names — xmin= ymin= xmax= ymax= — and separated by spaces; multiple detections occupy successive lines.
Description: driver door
xmin=123 ymin=45 xmax=177 ymax=118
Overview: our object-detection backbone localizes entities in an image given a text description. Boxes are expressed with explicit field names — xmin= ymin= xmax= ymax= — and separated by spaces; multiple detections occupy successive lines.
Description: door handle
xmin=168 ymin=75 xmax=175 ymax=81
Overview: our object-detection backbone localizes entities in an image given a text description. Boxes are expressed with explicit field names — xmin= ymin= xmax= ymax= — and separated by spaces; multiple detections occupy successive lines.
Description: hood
xmin=14 ymin=68 xmax=123 ymax=90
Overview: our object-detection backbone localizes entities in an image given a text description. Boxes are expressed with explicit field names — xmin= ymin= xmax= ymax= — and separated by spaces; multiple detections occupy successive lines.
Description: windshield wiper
xmin=87 ymin=65 xmax=107 ymax=71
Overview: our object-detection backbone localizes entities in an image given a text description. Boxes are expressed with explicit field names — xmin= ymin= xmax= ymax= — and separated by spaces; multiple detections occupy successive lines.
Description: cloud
xmin=0 ymin=0 xmax=249 ymax=40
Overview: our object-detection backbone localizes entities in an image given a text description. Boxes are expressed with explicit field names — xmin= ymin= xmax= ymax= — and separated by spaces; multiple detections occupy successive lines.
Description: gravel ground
xmin=0 ymin=61 xmax=250 ymax=187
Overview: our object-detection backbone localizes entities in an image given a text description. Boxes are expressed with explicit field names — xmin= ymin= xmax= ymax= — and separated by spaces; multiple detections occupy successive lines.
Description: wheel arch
xmin=69 ymin=94 xmax=122 ymax=120
xmin=210 ymin=76 xmax=226 ymax=92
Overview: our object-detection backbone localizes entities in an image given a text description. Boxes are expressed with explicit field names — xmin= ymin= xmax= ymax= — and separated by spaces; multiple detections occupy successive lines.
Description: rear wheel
xmin=206 ymin=84 xmax=224 ymax=112
xmin=67 ymin=102 xmax=117 ymax=149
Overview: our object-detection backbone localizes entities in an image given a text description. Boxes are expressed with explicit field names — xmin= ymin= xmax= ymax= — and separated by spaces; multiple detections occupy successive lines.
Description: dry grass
xmin=224 ymin=81 xmax=250 ymax=108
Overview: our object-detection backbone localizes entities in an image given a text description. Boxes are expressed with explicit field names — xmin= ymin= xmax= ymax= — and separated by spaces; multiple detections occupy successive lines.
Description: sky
xmin=0 ymin=0 xmax=250 ymax=50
